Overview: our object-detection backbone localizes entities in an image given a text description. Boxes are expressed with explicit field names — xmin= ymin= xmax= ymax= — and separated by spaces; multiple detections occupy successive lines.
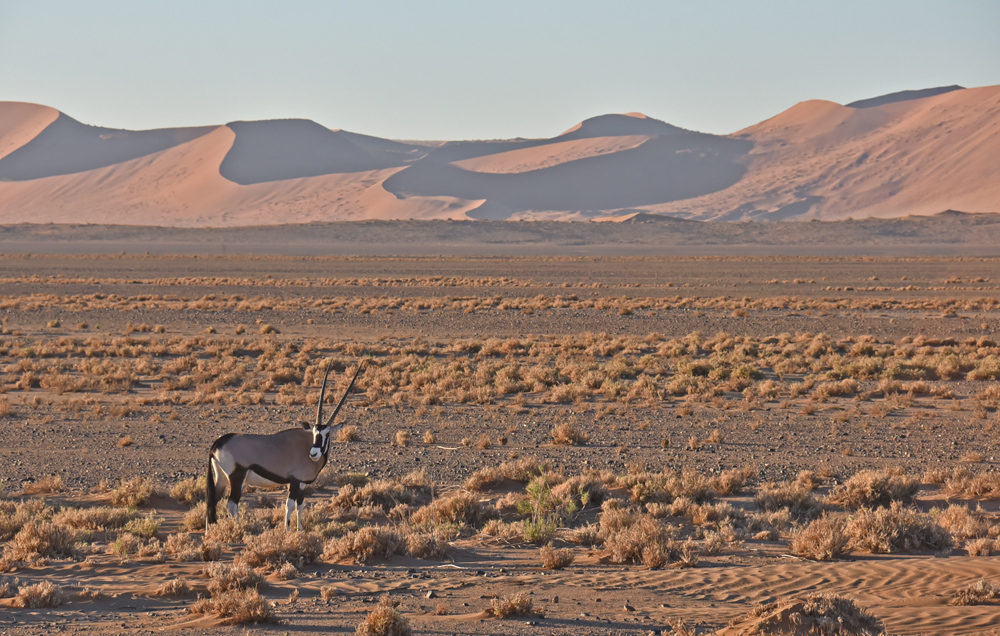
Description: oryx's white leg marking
xmin=285 ymin=497 xmax=295 ymax=529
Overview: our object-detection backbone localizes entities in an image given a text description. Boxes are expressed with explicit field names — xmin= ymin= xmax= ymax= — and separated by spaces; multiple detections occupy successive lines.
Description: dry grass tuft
xmin=153 ymin=578 xmax=191 ymax=597
xmin=109 ymin=476 xmax=156 ymax=507
xmin=540 ymin=543 xmax=575 ymax=569
xmin=950 ymin=580 xmax=1000 ymax=606
xmin=846 ymin=502 xmax=953 ymax=554
xmin=325 ymin=526 xmax=404 ymax=564
xmin=169 ymin=476 xmax=206 ymax=505
xmin=487 ymin=591 xmax=533 ymax=618
xmin=789 ymin=514 xmax=851 ymax=561
xmin=205 ymin=561 xmax=263 ymax=596
xmin=551 ymin=423 xmax=589 ymax=446
xmin=738 ymin=594 xmax=884 ymax=635
xmin=3 ymin=521 xmax=77 ymax=562
xmin=337 ymin=425 xmax=359 ymax=443
xmin=191 ymin=588 xmax=273 ymax=624
xmin=827 ymin=467 xmax=919 ymax=509
xmin=355 ymin=602 xmax=411 ymax=636
xmin=236 ymin=528 xmax=323 ymax=571
xmin=601 ymin=511 xmax=678 ymax=569
xmin=11 ymin=580 xmax=65 ymax=608
xmin=21 ymin=475 xmax=65 ymax=495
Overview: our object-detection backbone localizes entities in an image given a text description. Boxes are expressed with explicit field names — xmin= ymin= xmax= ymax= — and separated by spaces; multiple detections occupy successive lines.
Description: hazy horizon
xmin=2 ymin=1 xmax=998 ymax=140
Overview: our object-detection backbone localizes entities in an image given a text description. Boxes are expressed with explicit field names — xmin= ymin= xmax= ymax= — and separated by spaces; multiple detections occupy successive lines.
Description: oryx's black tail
xmin=206 ymin=455 xmax=218 ymax=526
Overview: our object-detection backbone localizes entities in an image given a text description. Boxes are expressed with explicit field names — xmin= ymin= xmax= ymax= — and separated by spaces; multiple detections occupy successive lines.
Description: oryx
xmin=206 ymin=361 xmax=364 ymax=530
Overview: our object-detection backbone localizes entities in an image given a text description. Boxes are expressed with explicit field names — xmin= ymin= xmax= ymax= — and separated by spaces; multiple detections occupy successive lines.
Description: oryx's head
xmin=311 ymin=360 xmax=365 ymax=462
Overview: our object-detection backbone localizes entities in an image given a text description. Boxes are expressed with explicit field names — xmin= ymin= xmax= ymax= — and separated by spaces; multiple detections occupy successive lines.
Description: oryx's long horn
xmin=324 ymin=361 xmax=365 ymax=428
xmin=315 ymin=359 xmax=334 ymax=428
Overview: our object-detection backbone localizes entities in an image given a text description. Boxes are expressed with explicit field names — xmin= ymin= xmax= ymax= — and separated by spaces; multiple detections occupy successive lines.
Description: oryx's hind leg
xmin=286 ymin=481 xmax=303 ymax=530
xmin=226 ymin=466 xmax=248 ymax=520
xmin=206 ymin=455 xmax=231 ymax=527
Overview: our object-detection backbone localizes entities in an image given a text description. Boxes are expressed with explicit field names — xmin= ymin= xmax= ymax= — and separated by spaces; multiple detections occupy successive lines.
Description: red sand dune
xmin=0 ymin=85 xmax=997 ymax=226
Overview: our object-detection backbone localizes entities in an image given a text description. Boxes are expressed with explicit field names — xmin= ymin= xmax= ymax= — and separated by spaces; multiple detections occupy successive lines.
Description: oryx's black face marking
xmin=309 ymin=424 xmax=331 ymax=462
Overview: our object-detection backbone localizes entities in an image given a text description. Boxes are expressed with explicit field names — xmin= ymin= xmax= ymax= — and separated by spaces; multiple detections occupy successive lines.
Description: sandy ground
xmin=2 ymin=250 xmax=1000 ymax=634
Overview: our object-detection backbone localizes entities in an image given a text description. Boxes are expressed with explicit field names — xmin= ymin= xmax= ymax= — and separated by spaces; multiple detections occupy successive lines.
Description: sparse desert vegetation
xmin=2 ymin=253 xmax=1000 ymax=634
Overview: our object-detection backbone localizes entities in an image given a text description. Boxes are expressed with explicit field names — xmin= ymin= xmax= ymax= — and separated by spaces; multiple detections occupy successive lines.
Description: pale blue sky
xmin=2 ymin=1 xmax=997 ymax=140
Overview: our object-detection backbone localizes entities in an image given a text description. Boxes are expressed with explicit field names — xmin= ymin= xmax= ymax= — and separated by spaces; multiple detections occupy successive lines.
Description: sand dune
xmin=0 ymin=101 xmax=59 ymax=161
xmin=0 ymin=85 xmax=998 ymax=225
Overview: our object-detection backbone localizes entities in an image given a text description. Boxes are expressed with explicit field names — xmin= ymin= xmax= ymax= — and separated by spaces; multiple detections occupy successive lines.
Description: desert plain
xmin=2 ymin=223 xmax=1000 ymax=635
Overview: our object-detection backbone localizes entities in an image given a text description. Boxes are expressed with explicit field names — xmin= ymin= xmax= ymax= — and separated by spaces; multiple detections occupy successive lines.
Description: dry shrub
xmin=0 ymin=500 xmax=51 ymax=541
xmin=4 ymin=521 xmax=77 ymax=561
xmin=325 ymin=526 xmax=404 ymax=563
xmin=124 ymin=513 xmax=161 ymax=538
xmin=464 ymin=457 xmax=549 ymax=492
xmin=21 ymin=475 xmax=65 ymax=495
xmin=337 ymin=425 xmax=359 ymax=442
xmin=488 ymin=591 xmax=533 ymax=618
xmin=276 ymin=562 xmax=298 ymax=580
xmin=332 ymin=478 xmax=429 ymax=514
xmin=540 ymin=543 xmax=574 ymax=569
xmin=551 ymin=423 xmax=588 ymax=446
xmin=846 ymin=502 xmax=953 ymax=554
xmin=827 ymin=467 xmax=919 ymax=509
xmin=53 ymin=506 xmax=136 ymax=532
xmin=154 ymin=578 xmax=191 ymax=597
xmin=965 ymin=537 xmax=997 ymax=557
xmin=408 ymin=491 xmax=491 ymax=532
xmin=0 ymin=575 xmax=19 ymax=598
xmin=109 ymin=476 xmax=156 ymax=507
xmin=356 ymin=603 xmax=411 ymax=636
xmin=203 ymin=516 xmax=246 ymax=543
xmin=206 ymin=561 xmax=263 ymax=595
xmin=789 ymin=514 xmax=851 ymax=561
xmin=11 ymin=580 xmax=65 ymax=608
xmin=714 ymin=467 xmax=752 ymax=495
xmin=165 ymin=532 xmax=204 ymax=562
xmin=935 ymin=504 xmax=989 ymax=540
xmin=939 ymin=467 xmax=1000 ymax=499
xmin=403 ymin=531 xmax=447 ymax=560
xmin=109 ymin=533 xmax=162 ymax=562
xmin=394 ymin=430 xmax=411 ymax=447
xmin=193 ymin=588 xmax=273 ymax=624
xmin=737 ymin=594 xmax=884 ymax=635
xmin=602 ymin=512 xmax=678 ymax=568
xmin=551 ymin=473 xmax=609 ymax=508
xmin=950 ymin=580 xmax=1000 ymax=605
xmin=755 ymin=481 xmax=823 ymax=520
xmin=320 ymin=585 xmax=338 ymax=601
xmin=170 ymin=476 xmax=206 ymax=505
xmin=235 ymin=528 xmax=323 ymax=571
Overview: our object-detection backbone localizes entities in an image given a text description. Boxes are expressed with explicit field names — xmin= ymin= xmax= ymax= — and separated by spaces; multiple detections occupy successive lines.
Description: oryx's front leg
xmin=227 ymin=466 xmax=248 ymax=520
xmin=286 ymin=481 xmax=303 ymax=530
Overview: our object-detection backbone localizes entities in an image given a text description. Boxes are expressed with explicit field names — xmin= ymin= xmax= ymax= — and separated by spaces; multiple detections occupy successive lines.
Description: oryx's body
xmin=206 ymin=361 xmax=362 ymax=530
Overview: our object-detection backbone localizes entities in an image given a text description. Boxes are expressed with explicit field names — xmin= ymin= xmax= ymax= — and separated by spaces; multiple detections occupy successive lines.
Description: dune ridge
xmin=0 ymin=84 xmax=997 ymax=226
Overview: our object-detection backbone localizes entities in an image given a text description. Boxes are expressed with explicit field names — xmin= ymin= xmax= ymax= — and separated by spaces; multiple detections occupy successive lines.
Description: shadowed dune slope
xmin=385 ymin=132 xmax=751 ymax=211
xmin=0 ymin=110 xmax=213 ymax=181
xmin=219 ymin=119 xmax=411 ymax=184
xmin=847 ymin=85 xmax=964 ymax=109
